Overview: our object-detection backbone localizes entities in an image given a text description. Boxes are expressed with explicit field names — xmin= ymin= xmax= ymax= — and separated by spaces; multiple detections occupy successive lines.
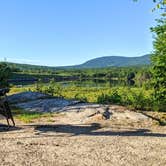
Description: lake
xmin=10 ymin=78 xmax=132 ymax=88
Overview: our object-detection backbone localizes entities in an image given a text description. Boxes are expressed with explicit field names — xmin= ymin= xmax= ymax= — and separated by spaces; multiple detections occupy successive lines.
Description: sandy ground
xmin=0 ymin=106 xmax=166 ymax=166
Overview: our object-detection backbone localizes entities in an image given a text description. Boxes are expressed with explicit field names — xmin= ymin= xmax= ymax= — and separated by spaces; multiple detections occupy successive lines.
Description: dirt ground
xmin=0 ymin=106 xmax=166 ymax=166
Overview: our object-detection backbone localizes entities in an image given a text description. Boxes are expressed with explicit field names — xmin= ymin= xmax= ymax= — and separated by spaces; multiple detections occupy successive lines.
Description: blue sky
xmin=0 ymin=0 xmax=161 ymax=66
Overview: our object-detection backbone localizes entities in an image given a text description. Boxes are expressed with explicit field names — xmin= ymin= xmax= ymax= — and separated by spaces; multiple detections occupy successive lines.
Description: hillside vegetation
xmin=1 ymin=54 xmax=150 ymax=70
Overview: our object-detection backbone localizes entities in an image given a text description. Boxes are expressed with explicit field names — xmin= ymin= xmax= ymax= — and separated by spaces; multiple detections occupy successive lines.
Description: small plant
xmin=42 ymin=79 xmax=63 ymax=97
xmin=97 ymin=90 xmax=121 ymax=104
xmin=74 ymin=93 xmax=88 ymax=102
xmin=97 ymin=93 xmax=110 ymax=104
xmin=35 ymin=79 xmax=44 ymax=93
xmin=53 ymin=83 xmax=63 ymax=97
xmin=12 ymin=107 xmax=55 ymax=123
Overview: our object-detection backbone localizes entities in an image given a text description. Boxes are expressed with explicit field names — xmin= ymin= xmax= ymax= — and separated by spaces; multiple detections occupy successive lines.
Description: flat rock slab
xmin=111 ymin=110 xmax=148 ymax=121
xmin=59 ymin=103 xmax=108 ymax=113
xmin=55 ymin=104 xmax=110 ymax=124
xmin=9 ymin=92 xmax=149 ymax=123
xmin=16 ymin=100 xmax=148 ymax=123
xmin=58 ymin=104 xmax=148 ymax=124
xmin=7 ymin=91 xmax=50 ymax=104
xmin=15 ymin=98 xmax=80 ymax=113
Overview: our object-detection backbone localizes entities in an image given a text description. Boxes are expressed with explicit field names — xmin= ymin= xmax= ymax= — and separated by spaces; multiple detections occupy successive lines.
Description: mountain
xmin=74 ymin=54 xmax=151 ymax=68
xmin=1 ymin=54 xmax=151 ymax=70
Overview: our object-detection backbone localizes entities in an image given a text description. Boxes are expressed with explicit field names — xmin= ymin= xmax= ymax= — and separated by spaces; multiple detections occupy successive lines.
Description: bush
xmin=119 ymin=88 xmax=154 ymax=111
xmin=35 ymin=79 xmax=44 ymax=93
xmin=128 ymin=90 xmax=148 ymax=110
xmin=35 ymin=79 xmax=63 ymax=97
xmin=74 ymin=93 xmax=88 ymax=102
xmin=0 ymin=63 xmax=11 ymax=88
xmin=97 ymin=90 xmax=121 ymax=104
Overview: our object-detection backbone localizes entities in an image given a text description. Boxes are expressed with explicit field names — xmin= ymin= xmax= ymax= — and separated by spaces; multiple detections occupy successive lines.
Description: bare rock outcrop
xmin=15 ymin=98 xmax=80 ymax=112
xmin=7 ymin=91 xmax=49 ymax=104
xmin=8 ymin=92 xmax=149 ymax=123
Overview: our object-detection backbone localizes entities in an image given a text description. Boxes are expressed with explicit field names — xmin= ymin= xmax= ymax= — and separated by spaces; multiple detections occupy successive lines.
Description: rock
xmin=15 ymin=98 xmax=80 ymax=113
xmin=60 ymin=103 xmax=108 ymax=113
xmin=7 ymin=91 xmax=50 ymax=104
xmin=111 ymin=110 xmax=148 ymax=122
xmin=103 ymin=108 xmax=112 ymax=119
xmin=58 ymin=104 xmax=110 ymax=124
xmin=9 ymin=92 xmax=149 ymax=124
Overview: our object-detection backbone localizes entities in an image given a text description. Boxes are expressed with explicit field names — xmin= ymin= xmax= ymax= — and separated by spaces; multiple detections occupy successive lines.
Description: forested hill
xmin=1 ymin=54 xmax=151 ymax=71
xmin=75 ymin=54 xmax=151 ymax=68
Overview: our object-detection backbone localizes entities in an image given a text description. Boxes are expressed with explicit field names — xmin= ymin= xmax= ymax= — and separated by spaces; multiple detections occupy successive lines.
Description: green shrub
xmin=13 ymin=82 xmax=165 ymax=112
xmin=35 ymin=79 xmax=63 ymax=97
xmin=0 ymin=63 xmax=12 ymax=88
xmin=97 ymin=90 xmax=121 ymax=104
xmin=35 ymin=79 xmax=44 ymax=93
xmin=74 ymin=93 xmax=88 ymax=102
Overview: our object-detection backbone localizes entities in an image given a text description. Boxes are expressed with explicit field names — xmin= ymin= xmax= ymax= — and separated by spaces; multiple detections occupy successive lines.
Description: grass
xmin=12 ymin=107 xmax=56 ymax=123
xmin=9 ymin=86 xmax=32 ymax=95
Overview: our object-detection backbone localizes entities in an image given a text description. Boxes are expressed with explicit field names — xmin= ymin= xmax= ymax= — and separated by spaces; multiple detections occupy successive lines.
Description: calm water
xmin=11 ymin=78 xmax=130 ymax=88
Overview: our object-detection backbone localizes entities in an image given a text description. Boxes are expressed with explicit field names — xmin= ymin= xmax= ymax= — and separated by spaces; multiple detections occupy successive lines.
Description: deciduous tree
xmin=151 ymin=18 xmax=166 ymax=111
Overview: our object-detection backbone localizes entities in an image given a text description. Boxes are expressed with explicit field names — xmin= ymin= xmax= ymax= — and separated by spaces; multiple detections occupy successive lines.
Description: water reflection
xmin=10 ymin=78 xmax=134 ymax=88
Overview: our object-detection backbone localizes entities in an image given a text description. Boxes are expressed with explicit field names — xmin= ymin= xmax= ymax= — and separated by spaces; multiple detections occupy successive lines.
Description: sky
xmin=0 ymin=0 xmax=161 ymax=66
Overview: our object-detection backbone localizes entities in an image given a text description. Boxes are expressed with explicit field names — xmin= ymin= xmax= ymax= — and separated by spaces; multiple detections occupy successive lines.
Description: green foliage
xmin=45 ymin=79 xmax=56 ymax=96
xmin=97 ymin=88 xmax=154 ymax=111
xmin=74 ymin=93 xmax=88 ymax=102
xmin=10 ymin=65 xmax=152 ymax=89
xmin=35 ymin=79 xmax=44 ymax=93
xmin=11 ymin=83 xmax=163 ymax=112
xmin=126 ymin=90 xmax=152 ymax=110
xmin=4 ymin=55 xmax=150 ymax=71
xmin=0 ymin=63 xmax=11 ymax=88
xmin=16 ymin=112 xmax=43 ymax=123
xmin=97 ymin=90 xmax=121 ymax=104
xmin=152 ymin=0 xmax=166 ymax=12
xmin=6 ymin=56 xmax=164 ymax=112
xmin=134 ymin=0 xmax=166 ymax=11
xmin=127 ymin=72 xmax=135 ymax=80
xmin=76 ymin=55 xmax=150 ymax=68
xmin=35 ymin=78 xmax=63 ymax=97
xmin=52 ymin=82 xmax=63 ymax=97
xmin=12 ymin=107 xmax=54 ymax=123
xmin=151 ymin=17 xmax=166 ymax=111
